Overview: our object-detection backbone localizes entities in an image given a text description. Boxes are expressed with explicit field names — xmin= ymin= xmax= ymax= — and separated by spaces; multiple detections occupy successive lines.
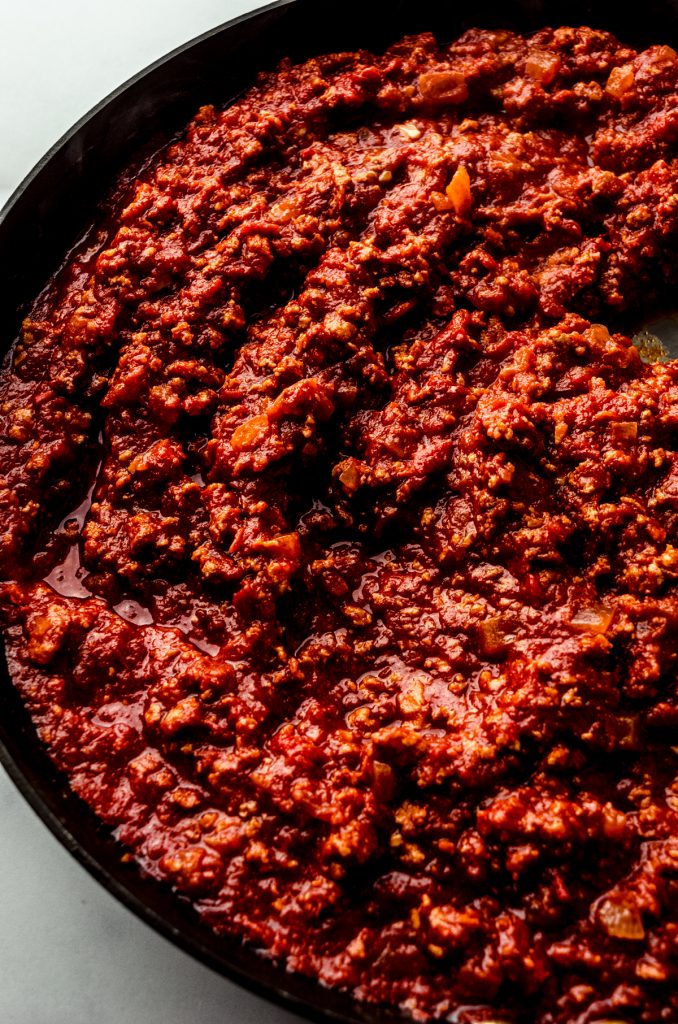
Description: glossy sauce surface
xmin=1 ymin=26 xmax=678 ymax=1023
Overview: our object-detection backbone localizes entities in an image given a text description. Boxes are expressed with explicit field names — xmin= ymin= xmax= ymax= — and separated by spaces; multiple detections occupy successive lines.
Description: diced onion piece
xmin=525 ymin=50 xmax=561 ymax=85
xmin=337 ymin=460 xmax=362 ymax=495
xmin=597 ymin=897 xmax=645 ymax=940
xmin=478 ymin=616 xmax=512 ymax=657
xmin=570 ymin=605 xmax=614 ymax=634
xmin=613 ymin=714 xmax=640 ymax=750
xmin=398 ymin=121 xmax=422 ymax=140
xmin=418 ymin=70 xmax=468 ymax=105
xmin=588 ymin=322 xmax=612 ymax=345
xmin=372 ymin=760 xmax=396 ymax=800
xmin=398 ymin=678 xmax=425 ymax=717
xmin=606 ymin=64 xmax=635 ymax=98
xmin=270 ymin=377 xmax=335 ymax=420
xmin=231 ymin=413 xmax=269 ymax=451
xmin=251 ymin=532 xmax=301 ymax=559
xmin=611 ymin=420 xmax=638 ymax=442
xmin=431 ymin=191 xmax=453 ymax=212
xmin=446 ymin=165 xmax=472 ymax=218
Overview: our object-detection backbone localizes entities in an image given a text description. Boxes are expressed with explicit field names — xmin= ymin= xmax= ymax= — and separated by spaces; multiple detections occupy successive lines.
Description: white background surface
xmin=0 ymin=3 xmax=304 ymax=1022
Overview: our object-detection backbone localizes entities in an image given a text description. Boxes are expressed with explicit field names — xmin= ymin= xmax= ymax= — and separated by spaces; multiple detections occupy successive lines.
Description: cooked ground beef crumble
xmin=1 ymin=24 xmax=678 ymax=1023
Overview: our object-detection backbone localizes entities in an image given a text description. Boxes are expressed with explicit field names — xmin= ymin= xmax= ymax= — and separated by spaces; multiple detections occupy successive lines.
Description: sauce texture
xmin=1 ymin=25 xmax=678 ymax=1023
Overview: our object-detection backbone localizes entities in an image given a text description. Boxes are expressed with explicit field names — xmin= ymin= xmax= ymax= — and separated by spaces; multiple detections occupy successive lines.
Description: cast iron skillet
xmin=1 ymin=1 xmax=677 ymax=1021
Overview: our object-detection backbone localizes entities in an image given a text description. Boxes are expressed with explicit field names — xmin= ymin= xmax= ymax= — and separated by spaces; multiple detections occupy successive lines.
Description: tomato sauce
xmin=1 ymin=25 xmax=678 ymax=1023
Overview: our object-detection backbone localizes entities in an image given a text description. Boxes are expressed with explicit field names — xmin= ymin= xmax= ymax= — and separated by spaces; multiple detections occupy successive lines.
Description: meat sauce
xmin=1 ymin=25 xmax=678 ymax=1023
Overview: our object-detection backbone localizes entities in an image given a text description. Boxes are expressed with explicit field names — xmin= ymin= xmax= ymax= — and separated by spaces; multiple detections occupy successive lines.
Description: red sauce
xmin=1 ymin=25 xmax=678 ymax=1023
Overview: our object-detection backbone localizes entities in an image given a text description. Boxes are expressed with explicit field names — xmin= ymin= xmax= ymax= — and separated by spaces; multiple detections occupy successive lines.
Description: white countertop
xmin=0 ymin=3 xmax=303 ymax=1022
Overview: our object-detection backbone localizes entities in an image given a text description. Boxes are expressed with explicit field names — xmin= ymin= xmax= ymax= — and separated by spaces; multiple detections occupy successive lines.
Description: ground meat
xmin=1 ymin=24 xmax=678 ymax=1024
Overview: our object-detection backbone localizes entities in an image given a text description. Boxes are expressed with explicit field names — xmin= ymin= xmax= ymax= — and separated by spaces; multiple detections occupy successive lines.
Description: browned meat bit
xmin=1 ymin=24 xmax=678 ymax=1024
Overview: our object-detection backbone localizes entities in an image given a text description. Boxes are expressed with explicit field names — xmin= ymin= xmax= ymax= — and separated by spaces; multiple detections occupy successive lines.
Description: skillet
xmin=1 ymin=1 xmax=677 ymax=1020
